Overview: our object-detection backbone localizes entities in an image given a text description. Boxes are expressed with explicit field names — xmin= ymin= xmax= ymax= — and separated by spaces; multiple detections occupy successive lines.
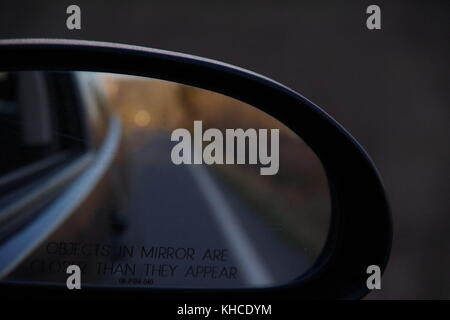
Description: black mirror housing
xmin=0 ymin=39 xmax=391 ymax=300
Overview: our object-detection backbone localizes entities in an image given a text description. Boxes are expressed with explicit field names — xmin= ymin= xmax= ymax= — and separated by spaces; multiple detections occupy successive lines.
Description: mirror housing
xmin=0 ymin=39 xmax=391 ymax=299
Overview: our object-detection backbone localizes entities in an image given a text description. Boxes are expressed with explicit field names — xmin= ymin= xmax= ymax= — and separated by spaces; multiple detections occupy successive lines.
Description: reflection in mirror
xmin=0 ymin=71 xmax=330 ymax=288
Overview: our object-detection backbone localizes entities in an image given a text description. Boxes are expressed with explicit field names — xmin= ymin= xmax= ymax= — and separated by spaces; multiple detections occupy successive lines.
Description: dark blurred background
xmin=0 ymin=0 xmax=448 ymax=299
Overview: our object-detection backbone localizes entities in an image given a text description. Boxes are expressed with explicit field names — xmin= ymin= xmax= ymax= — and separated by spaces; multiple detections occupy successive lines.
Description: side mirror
xmin=0 ymin=39 xmax=391 ymax=300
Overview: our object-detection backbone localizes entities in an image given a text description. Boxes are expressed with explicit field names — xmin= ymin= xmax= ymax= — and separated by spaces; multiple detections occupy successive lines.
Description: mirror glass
xmin=0 ymin=71 xmax=330 ymax=288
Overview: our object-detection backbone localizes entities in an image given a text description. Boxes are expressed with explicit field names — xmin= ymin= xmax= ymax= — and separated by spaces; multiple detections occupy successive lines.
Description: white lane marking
xmin=186 ymin=163 xmax=274 ymax=287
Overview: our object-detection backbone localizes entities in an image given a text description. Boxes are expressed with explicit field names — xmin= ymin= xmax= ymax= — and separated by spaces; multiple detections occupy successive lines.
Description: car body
xmin=0 ymin=70 xmax=130 ymax=284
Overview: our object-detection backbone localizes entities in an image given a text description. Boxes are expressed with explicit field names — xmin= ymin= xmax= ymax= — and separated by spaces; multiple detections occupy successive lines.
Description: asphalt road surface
xmin=108 ymin=130 xmax=310 ymax=289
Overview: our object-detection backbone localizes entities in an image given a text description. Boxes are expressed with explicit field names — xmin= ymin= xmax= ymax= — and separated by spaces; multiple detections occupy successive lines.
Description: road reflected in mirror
xmin=0 ymin=72 xmax=330 ymax=288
